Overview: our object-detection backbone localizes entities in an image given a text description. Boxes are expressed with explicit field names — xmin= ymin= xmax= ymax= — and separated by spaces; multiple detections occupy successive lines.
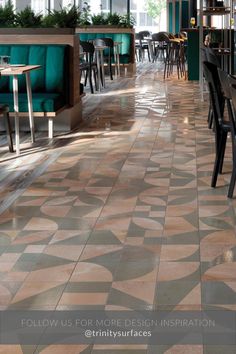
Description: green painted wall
xmin=182 ymin=1 xmax=189 ymax=29
xmin=169 ymin=2 xmax=173 ymax=33
xmin=187 ymin=30 xmax=199 ymax=80
xmin=175 ymin=1 xmax=180 ymax=33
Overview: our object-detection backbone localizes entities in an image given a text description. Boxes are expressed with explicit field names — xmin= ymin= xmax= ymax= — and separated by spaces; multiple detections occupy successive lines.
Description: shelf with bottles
xmin=202 ymin=0 xmax=230 ymax=15
xmin=203 ymin=7 xmax=230 ymax=15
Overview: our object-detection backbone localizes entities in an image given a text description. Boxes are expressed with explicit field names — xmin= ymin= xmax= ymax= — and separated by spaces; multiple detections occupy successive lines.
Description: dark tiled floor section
xmin=0 ymin=63 xmax=236 ymax=353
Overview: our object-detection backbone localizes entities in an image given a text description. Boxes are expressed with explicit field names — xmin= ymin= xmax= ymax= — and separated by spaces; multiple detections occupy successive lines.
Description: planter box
xmin=0 ymin=28 xmax=75 ymax=35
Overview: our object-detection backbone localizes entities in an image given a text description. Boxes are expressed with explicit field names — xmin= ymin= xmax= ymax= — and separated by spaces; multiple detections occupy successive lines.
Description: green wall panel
xmin=169 ymin=2 xmax=173 ymax=33
xmin=187 ymin=30 xmax=199 ymax=80
xmin=182 ymin=1 xmax=189 ymax=29
xmin=175 ymin=1 xmax=180 ymax=33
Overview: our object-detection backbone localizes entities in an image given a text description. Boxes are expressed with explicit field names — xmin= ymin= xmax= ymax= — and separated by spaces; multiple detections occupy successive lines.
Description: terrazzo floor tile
xmin=0 ymin=63 xmax=236 ymax=353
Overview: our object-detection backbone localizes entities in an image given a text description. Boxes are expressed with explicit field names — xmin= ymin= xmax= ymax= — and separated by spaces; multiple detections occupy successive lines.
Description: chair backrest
xmin=80 ymin=41 xmax=95 ymax=55
xmin=135 ymin=33 xmax=143 ymax=41
xmin=201 ymin=47 xmax=207 ymax=62
xmin=227 ymin=74 xmax=236 ymax=134
xmin=99 ymin=37 xmax=114 ymax=48
xmin=93 ymin=38 xmax=105 ymax=47
xmin=203 ymin=61 xmax=224 ymax=129
xmin=80 ymin=41 xmax=95 ymax=66
xmin=218 ymin=68 xmax=231 ymax=99
xmin=139 ymin=31 xmax=151 ymax=39
xmin=152 ymin=32 xmax=169 ymax=42
xmin=205 ymin=47 xmax=220 ymax=67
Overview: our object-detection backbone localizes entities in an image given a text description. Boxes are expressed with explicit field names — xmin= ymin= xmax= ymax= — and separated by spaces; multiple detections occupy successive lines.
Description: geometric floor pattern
xmin=0 ymin=62 xmax=236 ymax=353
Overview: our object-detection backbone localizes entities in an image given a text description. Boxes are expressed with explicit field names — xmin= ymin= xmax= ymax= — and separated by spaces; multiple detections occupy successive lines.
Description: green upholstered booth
xmin=77 ymin=33 xmax=132 ymax=64
xmin=0 ymin=44 xmax=69 ymax=113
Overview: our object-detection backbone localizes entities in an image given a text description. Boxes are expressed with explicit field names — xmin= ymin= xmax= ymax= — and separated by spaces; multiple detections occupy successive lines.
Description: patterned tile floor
xmin=0 ymin=63 xmax=236 ymax=353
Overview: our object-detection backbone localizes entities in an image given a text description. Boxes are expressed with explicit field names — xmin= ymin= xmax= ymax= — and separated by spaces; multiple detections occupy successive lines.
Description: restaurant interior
xmin=0 ymin=0 xmax=236 ymax=353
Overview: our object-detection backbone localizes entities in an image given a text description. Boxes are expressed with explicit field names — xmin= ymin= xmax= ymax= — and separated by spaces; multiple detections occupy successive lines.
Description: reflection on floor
xmin=0 ymin=63 xmax=236 ymax=353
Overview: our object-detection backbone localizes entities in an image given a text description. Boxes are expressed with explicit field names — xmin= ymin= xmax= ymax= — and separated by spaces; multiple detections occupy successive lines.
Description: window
xmin=130 ymin=0 xmax=137 ymax=11
xmin=112 ymin=0 xmax=127 ymax=15
xmin=101 ymin=0 xmax=109 ymax=11
xmin=31 ymin=0 xmax=48 ymax=14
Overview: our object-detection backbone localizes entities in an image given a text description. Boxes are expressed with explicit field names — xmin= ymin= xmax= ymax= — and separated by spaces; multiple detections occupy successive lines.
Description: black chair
xmin=151 ymin=32 xmax=169 ymax=62
xmin=203 ymin=61 xmax=230 ymax=190
xmin=138 ymin=31 xmax=151 ymax=62
xmin=219 ymin=70 xmax=236 ymax=198
xmin=135 ymin=33 xmax=144 ymax=62
xmin=204 ymin=48 xmax=221 ymax=129
xmin=79 ymin=41 xmax=98 ymax=94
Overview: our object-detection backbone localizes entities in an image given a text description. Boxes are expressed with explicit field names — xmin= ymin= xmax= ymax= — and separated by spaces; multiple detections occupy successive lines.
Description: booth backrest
xmin=0 ymin=44 xmax=69 ymax=98
xmin=78 ymin=33 xmax=131 ymax=64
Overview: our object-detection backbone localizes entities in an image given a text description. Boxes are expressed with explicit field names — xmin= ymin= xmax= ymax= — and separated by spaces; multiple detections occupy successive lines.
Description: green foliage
xmin=107 ymin=12 xmax=121 ymax=26
xmin=91 ymin=13 xmax=108 ymax=25
xmin=119 ymin=14 xmax=136 ymax=28
xmin=15 ymin=6 xmax=42 ymax=27
xmin=0 ymin=1 xmax=135 ymax=29
xmin=42 ymin=5 xmax=80 ymax=28
xmin=0 ymin=0 xmax=15 ymax=27
xmin=145 ymin=0 xmax=166 ymax=20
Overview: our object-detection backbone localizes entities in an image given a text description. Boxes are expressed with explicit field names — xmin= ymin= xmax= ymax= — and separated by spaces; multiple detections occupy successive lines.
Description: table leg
xmin=117 ymin=44 xmax=121 ymax=76
xmin=13 ymin=75 xmax=20 ymax=156
xmin=100 ymin=51 xmax=105 ymax=89
xmin=96 ymin=50 xmax=102 ymax=92
xmin=114 ymin=45 xmax=118 ymax=77
xmin=25 ymin=71 xmax=35 ymax=143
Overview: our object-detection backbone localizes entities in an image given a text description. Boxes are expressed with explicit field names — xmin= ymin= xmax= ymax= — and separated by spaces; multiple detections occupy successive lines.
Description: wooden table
xmin=1 ymin=65 xmax=41 ymax=155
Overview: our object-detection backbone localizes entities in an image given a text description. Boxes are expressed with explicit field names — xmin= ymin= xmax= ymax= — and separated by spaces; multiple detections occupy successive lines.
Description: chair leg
xmin=147 ymin=48 xmax=151 ymax=62
xmin=93 ymin=68 xmax=98 ymax=91
xmin=88 ymin=69 xmax=94 ymax=94
xmin=48 ymin=117 xmax=53 ymax=139
xmin=109 ymin=52 xmax=113 ymax=80
xmin=3 ymin=111 xmax=14 ymax=152
xmin=219 ymin=132 xmax=227 ymax=174
xmin=228 ymin=155 xmax=236 ymax=198
xmin=211 ymin=132 xmax=227 ymax=187
xmin=208 ymin=105 xmax=213 ymax=129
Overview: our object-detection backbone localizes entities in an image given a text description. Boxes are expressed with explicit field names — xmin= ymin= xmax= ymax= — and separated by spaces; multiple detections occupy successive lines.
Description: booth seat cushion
xmin=78 ymin=33 xmax=131 ymax=64
xmin=0 ymin=44 xmax=69 ymax=112
xmin=0 ymin=93 xmax=65 ymax=112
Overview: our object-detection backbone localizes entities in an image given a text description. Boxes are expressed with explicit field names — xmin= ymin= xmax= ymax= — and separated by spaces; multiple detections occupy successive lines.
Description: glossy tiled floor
xmin=0 ymin=63 xmax=236 ymax=353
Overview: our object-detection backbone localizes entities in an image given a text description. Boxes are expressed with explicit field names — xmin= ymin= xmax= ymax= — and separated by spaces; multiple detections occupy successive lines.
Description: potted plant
xmin=91 ymin=13 xmax=108 ymax=26
xmin=42 ymin=5 xmax=80 ymax=28
xmin=0 ymin=0 xmax=15 ymax=27
xmin=107 ymin=13 xmax=121 ymax=26
xmin=119 ymin=14 xmax=136 ymax=28
xmin=15 ymin=6 xmax=43 ymax=28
